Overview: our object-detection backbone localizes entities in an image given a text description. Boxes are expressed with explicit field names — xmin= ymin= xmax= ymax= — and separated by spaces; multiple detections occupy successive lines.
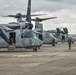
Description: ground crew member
xmin=52 ymin=38 xmax=55 ymax=46
xmin=9 ymin=36 xmax=13 ymax=45
xmin=68 ymin=38 xmax=72 ymax=50
xmin=62 ymin=35 xmax=65 ymax=42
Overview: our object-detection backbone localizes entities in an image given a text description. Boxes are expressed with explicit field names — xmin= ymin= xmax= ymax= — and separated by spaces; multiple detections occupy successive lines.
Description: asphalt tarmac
xmin=0 ymin=42 xmax=76 ymax=75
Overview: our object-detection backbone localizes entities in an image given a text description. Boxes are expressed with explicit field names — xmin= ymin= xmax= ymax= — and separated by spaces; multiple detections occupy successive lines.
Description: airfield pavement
xmin=0 ymin=42 xmax=76 ymax=75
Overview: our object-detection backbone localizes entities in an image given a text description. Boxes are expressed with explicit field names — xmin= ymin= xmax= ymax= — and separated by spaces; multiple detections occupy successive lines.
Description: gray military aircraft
xmin=0 ymin=0 xmax=43 ymax=51
xmin=2 ymin=0 xmax=58 ymax=45
xmin=31 ymin=17 xmax=58 ymax=44
xmin=1 ymin=0 xmax=58 ymax=46
xmin=47 ymin=27 xmax=75 ymax=43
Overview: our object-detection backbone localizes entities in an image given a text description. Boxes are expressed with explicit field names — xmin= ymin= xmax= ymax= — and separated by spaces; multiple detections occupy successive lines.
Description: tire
xmin=33 ymin=48 xmax=37 ymax=52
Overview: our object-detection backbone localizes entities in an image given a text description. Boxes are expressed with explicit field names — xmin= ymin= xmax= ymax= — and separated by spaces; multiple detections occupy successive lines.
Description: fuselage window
xmin=21 ymin=33 xmax=24 ymax=38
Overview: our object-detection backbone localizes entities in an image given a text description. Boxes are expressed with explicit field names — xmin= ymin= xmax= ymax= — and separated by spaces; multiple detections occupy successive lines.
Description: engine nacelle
xmin=18 ymin=22 xmax=33 ymax=29
xmin=63 ymin=28 xmax=68 ymax=34
xmin=25 ymin=22 xmax=33 ymax=29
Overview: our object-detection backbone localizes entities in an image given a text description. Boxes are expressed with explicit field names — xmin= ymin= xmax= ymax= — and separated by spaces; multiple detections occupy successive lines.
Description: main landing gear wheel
xmin=33 ymin=47 xmax=37 ymax=52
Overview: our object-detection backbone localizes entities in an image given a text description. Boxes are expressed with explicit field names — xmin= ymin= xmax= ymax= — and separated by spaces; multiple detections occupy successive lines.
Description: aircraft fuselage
xmin=0 ymin=29 xmax=43 ymax=51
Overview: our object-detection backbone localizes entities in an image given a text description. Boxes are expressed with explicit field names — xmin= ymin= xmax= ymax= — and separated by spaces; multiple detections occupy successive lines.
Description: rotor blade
xmin=3 ymin=15 xmax=18 ymax=18
xmin=39 ymin=17 xmax=57 ymax=22
xmin=31 ymin=14 xmax=46 ymax=16
xmin=8 ymin=15 xmax=17 ymax=17
xmin=2 ymin=14 xmax=46 ymax=18
xmin=2 ymin=15 xmax=18 ymax=18
xmin=22 ymin=14 xmax=46 ymax=18
xmin=31 ymin=17 xmax=57 ymax=22
xmin=31 ymin=19 xmax=36 ymax=21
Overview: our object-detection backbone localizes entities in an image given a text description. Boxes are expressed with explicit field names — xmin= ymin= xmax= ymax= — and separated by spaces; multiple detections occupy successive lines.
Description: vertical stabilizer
xmin=26 ymin=0 xmax=31 ymax=23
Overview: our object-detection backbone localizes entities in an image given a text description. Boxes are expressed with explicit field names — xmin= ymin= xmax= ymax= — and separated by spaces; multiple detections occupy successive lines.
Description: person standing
xmin=68 ymin=38 xmax=72 ymax=50
xmin=52 ymin=38 xmax=55 ymax=46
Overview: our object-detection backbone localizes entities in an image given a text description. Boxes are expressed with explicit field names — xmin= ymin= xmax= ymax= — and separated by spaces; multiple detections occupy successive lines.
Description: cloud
xmin=0 ymin=0 xmax=76 ymax=34
xmin=45 ymin=0 xmax=76 ymax=5
xmin=0 ymin=0 xmax=72 ymax=14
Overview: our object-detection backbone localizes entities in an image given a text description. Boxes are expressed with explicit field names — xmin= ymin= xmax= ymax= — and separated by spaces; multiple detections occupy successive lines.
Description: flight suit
xmin=52 ymin=39 xmax=55 ymax=46
xmin=68 ymin=39 xmax=71 ymax=50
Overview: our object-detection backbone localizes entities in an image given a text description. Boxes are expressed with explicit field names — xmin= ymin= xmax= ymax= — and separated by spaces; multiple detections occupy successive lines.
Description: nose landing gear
xmin=33 ymin=47 xmax=37 ymax=52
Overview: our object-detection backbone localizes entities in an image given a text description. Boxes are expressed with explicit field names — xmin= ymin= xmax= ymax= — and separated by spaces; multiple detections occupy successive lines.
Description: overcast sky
xmin=0 ymin=0 xmax=76 ymax=34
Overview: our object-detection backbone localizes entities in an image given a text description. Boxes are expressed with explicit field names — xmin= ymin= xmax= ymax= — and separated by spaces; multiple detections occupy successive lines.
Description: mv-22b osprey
xmin=0 ymin=0 xmax=43 ymax=52
xmin=32 ymin=17 xmax=58 ymax=44
xmin=5 ymin=5 xmax=57 ymax=45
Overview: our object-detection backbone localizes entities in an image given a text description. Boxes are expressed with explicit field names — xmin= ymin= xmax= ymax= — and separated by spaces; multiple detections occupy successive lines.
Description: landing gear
xmin=38 ymin=46 xmax=40 ymax=49
xmin=33 ymin=47 xmax=37 ymax=52
xmin=8 ymin=45 xmax=15 ymax=50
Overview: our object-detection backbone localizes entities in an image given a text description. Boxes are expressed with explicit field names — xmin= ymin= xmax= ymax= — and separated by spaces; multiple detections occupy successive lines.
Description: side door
xmin=39 ymin=34 xmax=43 ymax=41
xmin=9 ymin=32 xmax=16 ymax=45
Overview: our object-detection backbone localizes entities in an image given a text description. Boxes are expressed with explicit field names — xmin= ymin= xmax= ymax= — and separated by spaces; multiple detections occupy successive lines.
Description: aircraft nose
xmin=39 ymin=39 xmax=43 ymax=45
xmin=37 ymin=39 xmax=43 ymax=46
xmin=32 ymin=38 xmax=43 ymax=46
